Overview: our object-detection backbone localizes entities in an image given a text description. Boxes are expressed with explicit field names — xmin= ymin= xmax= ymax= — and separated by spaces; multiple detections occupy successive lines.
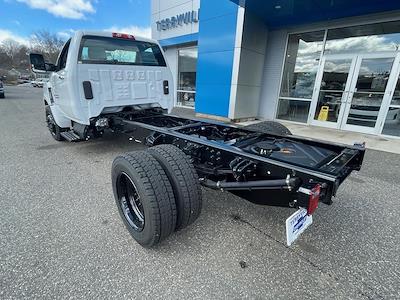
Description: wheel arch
xmin=47 ymin=105 xmax=72 ymax=129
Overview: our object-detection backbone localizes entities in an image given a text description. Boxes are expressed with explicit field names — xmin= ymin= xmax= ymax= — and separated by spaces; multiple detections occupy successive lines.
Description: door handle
xmin=58 ymin=75 xmax=65 ymax=80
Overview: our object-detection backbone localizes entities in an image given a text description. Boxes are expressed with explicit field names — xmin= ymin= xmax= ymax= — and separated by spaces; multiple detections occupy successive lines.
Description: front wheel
xmin=45 ymin=106 xmax=64 ymax=141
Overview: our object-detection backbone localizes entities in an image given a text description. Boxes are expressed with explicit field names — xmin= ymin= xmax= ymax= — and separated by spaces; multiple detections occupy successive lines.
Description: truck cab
xmin=30 ymin=31 xmax=173 ymax=140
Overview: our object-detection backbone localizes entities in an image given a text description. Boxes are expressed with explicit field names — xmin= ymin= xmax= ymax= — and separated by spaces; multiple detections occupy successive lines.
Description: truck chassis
xmin=39 ymin=106 xmax=362 ymax=247
xmin=94 ymin=108 xmax=366 ymax=247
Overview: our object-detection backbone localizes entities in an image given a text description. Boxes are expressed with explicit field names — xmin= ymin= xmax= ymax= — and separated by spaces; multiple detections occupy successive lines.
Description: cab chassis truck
xmin=108 ymin=110 xmax=365 ymax=247
xmin=30 ymin=31 xmax=365 ymax=248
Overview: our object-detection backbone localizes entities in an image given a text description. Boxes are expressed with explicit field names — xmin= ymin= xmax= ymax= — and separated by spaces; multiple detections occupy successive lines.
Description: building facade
xmin=151 ymin=0 xmax=400 ymax=137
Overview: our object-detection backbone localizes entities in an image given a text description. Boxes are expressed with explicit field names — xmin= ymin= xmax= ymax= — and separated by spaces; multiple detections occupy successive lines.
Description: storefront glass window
xmin=277 ymin=21 xmax=400 ymax=126
xmin=177 ymin=47 xmax=197 ymax=107
xmin=325 ymin=21 xmax=400 ymax=55
xmin=391 ymin=73 xmax=400 ymax=106
xmin=277 ymin=31 xmax=324 ymax=123
xmin=277 ymin=99 xmax=311 ymax=123
xmin=280 ymin=31 xmax=325 ymax=100
xmin=382 ymin=74 xmax=400 ymax=137
xmin=382 ymin=107 xmax=400 ymax=136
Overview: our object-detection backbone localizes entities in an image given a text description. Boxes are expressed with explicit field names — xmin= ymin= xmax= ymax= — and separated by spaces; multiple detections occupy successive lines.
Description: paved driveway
xmin=1 ymin=85 xmax=399 ymax=299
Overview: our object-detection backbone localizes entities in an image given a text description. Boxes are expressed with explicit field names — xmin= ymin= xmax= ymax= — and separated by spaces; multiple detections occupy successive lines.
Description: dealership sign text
xmin=156 ymin=10 xmax=199 ymax=31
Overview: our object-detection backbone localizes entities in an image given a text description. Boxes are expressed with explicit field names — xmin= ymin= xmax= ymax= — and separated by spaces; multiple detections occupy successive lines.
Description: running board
xmin=60 ymin=131 xmax=81 ymax=142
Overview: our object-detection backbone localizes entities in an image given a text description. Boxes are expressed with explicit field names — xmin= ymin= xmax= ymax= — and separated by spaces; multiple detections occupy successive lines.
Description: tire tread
xmin=113 ymin=151 xmax=176 ymax=246
xmin=245 ymin=121 xmax=292 ymax=136
xmin=148 ymin=145 xmax=202 ymax=231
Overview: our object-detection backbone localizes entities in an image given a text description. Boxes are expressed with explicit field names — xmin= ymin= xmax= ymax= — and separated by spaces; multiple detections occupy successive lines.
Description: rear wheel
xmin=245 ymin=121 xmax=292 ymax=136
xmin=45 ymin=106 xmax=64 ymax=141
xmin=0 ymin=92 xmax=4 ymax=99
xmin=112 ymin=151 xmax=177 ymax=247
xmin=148 ymin=145 xmax=202 ymax=231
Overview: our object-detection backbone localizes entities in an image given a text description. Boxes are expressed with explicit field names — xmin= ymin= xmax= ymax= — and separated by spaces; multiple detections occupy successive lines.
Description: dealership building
xmin=151 ymin=0 xmax=400 ymax=137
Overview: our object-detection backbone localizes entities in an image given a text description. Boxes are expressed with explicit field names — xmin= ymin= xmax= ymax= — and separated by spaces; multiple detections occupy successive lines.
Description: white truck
xmin=30 ymin=30 xmax=365 ymax=249
xmin=30 ymin=30 xmax=173 ymax=141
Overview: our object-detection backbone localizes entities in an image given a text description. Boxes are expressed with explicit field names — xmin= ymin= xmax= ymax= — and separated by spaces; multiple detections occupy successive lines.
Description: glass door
xmin=342 ymin=54 xmax=398 ymax=134
xmin=177 ymin=47 xmax=198 ymax=108
xmin=310 ymin=55 xmax=357 ymax=128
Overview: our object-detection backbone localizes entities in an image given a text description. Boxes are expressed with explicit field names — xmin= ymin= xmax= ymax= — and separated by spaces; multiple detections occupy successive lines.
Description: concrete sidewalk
xmin=172 ymin=107 xmax=400 ymax=154
xmin=280 ymin=121 xmax=400 ymax=154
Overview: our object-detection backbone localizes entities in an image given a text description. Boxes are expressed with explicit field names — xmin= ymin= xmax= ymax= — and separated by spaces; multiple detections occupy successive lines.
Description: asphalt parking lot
xmin=1 ymin=85 xmax=399 ymax=299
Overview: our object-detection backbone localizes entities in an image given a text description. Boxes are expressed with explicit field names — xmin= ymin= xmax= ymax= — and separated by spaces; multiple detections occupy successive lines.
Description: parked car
xmin=18 ymin=75 xmax=31 ymax=84
xmin=31 ymin=78 xmax=47 ymax=88
xmin=0 ymin=80 xmax=5 ymax=98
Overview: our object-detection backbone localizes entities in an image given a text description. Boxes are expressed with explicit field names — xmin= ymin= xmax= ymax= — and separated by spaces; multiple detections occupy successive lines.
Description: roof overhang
xmin=229 ymin=0 xmax=400 ymax=28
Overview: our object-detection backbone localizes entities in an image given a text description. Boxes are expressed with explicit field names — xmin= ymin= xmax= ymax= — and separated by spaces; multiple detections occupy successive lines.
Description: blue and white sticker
xmin=286 ymin=208 xmax=313 ymax=246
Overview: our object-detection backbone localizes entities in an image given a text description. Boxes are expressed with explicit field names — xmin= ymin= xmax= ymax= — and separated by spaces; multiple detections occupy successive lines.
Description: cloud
xmin=17 ymin=0 xmax=95 ymax=19
xmin=0 ymin=29 xmax=30 ymax=46
xmin=104 ymin=25 xmax=151 ymax=38
xmin=57 ymin=29 xmax=75 ymax=40
xmin=293 ymin=35 xmax=400 ymax=73
xmin=324 ymin=35 xmax=398 ymax=54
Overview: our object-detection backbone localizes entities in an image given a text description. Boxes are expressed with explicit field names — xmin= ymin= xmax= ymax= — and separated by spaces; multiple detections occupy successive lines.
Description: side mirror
xmin=29 ymin=53 xmax=46 ymax=73
xmin=45 ymin=63 xmax=57 ymax=72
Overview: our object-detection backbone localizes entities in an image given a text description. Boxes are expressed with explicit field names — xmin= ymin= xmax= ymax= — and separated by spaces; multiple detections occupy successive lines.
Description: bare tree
xmin=30 ymin=30 xmax=66 ymax=63
xmin=0 ymin=30 xmax=66 ymax=82
xmin=0 ymin=47 xmax=12 ymax=69
xmin=1 ymin=39 xmax=22 ymax=66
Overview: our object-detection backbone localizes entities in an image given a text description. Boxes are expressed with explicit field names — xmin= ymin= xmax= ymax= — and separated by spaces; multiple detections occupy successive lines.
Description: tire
xmin=112 ymin=151 xmax=177 ymax=247
xmin=148 ymin=145 xmax=202 ymax=231
xmin=45 ymin=105 xmax=64 ymax=141
xmin=0 ymin=92 xmax=4 ymax=99
xmin=245 ymin=121 xmax=292 ymax=136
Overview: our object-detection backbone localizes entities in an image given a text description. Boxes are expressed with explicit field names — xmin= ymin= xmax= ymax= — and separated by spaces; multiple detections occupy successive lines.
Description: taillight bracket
xmin=297 ymin=183 xmax=324 ymax=215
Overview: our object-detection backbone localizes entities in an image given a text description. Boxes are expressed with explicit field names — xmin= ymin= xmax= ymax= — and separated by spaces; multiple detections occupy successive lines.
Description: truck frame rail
xmin=104 ymin=108 xmax=365 ymax=210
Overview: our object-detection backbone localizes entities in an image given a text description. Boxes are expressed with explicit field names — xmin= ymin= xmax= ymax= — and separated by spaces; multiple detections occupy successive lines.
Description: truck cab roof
xmin=72 ymin=30 xmax=159 ymax=45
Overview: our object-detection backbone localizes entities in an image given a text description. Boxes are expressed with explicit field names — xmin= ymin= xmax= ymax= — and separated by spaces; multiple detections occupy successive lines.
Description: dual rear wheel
xmin=111 ymin=145 xmax=202 ymax=248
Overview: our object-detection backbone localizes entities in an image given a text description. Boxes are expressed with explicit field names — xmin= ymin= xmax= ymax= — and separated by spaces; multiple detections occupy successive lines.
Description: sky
xmin=0 ymin=0 xmax=151 ymax=45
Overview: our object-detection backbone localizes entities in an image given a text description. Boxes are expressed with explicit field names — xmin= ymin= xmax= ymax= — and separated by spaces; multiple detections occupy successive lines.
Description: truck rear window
xmin=78 ymin=35 xmax=167 ymax=67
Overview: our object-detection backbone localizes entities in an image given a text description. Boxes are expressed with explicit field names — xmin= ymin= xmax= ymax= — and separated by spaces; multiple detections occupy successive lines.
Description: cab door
xmin=51 ymin=39 xmax=72 ymax=117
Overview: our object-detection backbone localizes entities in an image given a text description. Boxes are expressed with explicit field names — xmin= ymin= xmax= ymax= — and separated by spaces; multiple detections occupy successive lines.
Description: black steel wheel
xmin=112 ymin=151 xmax=177 ymax=247
xmin=245 ymin=121 xmax=292 ymax=136
xmin=45 ymin=105 xmax=64 ymax=141
xmin=117 ymin=172 xmax=145 ymax=232
xmin=148 ymin=144 xmax=202 ymax=231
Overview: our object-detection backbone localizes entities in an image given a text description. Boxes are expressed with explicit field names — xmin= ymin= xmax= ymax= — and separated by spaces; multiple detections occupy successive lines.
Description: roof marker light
xmin=112 ymin=33 xmax=136 ymax=40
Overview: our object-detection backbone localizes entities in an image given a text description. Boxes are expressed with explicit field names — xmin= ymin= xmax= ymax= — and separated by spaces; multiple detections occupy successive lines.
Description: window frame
xmin=176 ymin=45 xmax=198 ymax=108
xmin=56 ymin=38 xmax=71 ymax=71
xmin=77 ymin=35 xmax=167 ymax=67
xmin=275 ymin=18 xmax=400 ymax=124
